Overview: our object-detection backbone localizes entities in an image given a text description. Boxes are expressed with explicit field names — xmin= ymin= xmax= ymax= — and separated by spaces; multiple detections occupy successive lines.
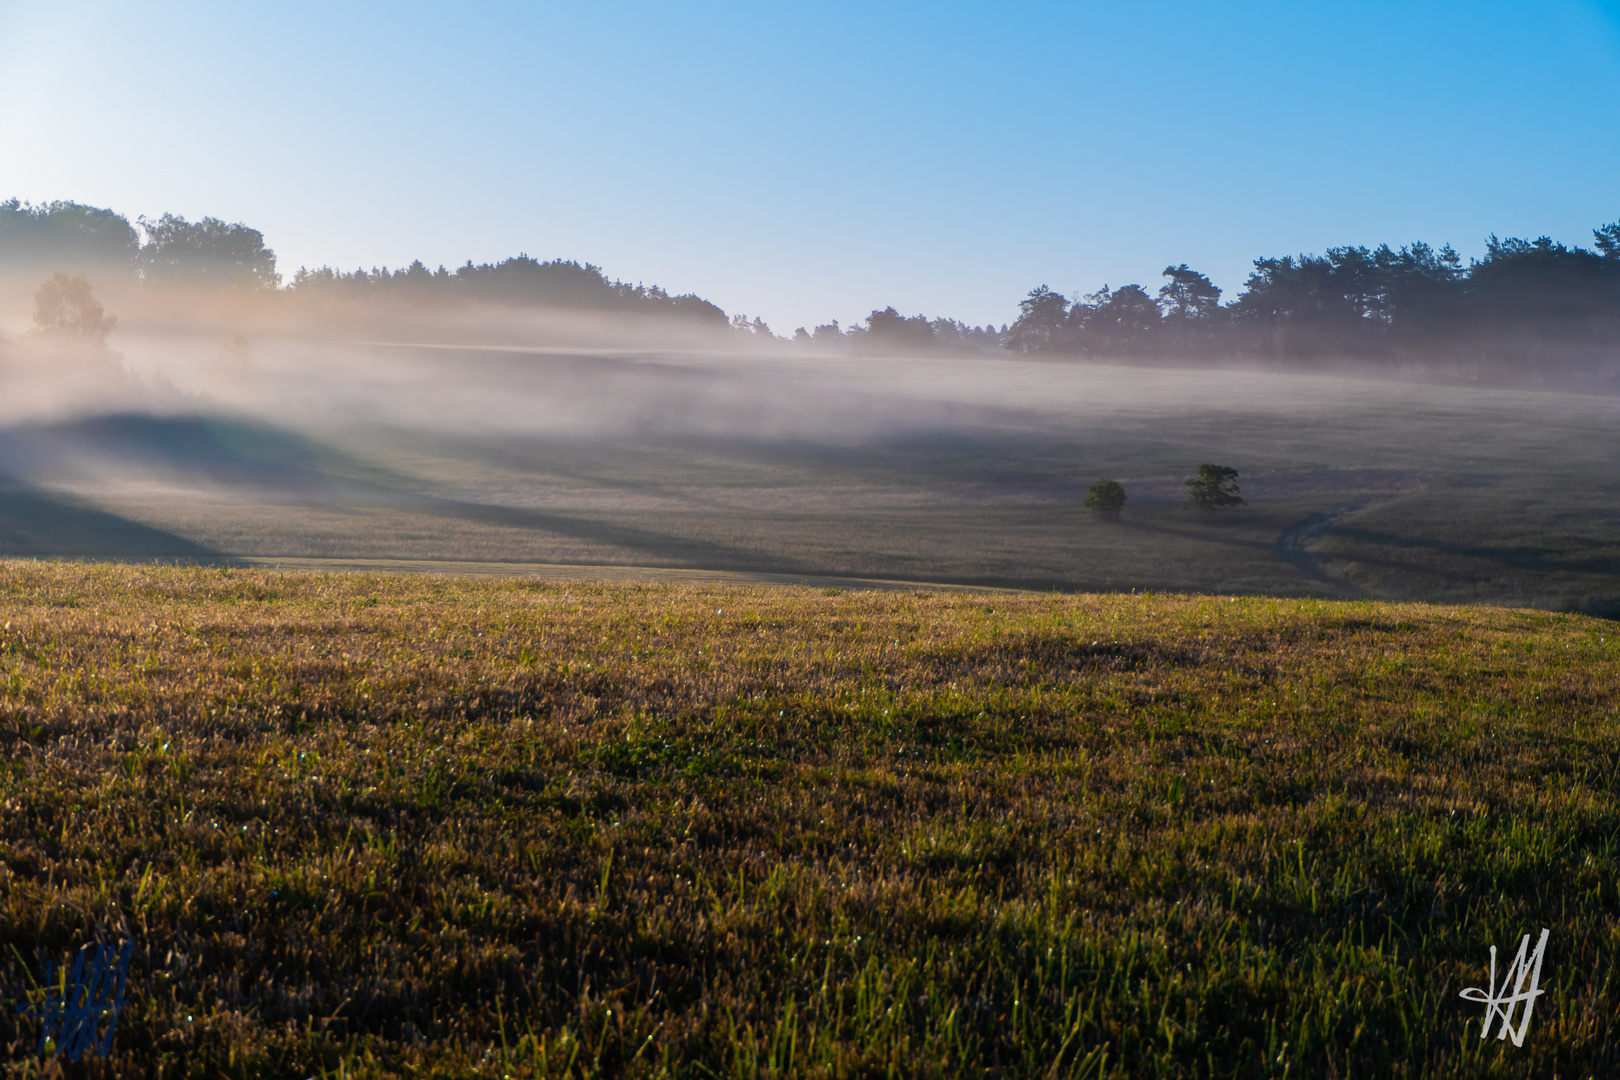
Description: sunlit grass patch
xmin=0 ymin=560 xmax=1615 ymax=1077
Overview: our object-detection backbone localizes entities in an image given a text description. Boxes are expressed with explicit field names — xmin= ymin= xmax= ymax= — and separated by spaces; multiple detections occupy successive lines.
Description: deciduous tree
xmin=865 ymin=307 xmax=936 ymax=351
xmin=1082 ymin=478 xmax=1127 ymax=519
xmin=27 ymin=273 xmax=117 ymax=347
xmin=1184 ymin=464 xmax=1245 ymax=511
xmin=137 ymin=213 xmax=279 ymax=290
xmin=22 ymin=273 xmax=126 ymax=383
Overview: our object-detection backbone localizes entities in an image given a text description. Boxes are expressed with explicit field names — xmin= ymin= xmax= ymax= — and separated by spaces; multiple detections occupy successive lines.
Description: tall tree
xmin=1594 ymin=220 xmax=1620 ymax=262
xmin=138 ymin=214 xmax=279 ymax=290
xmin=1082 ymin=478 xmax=1127 ymax=518
xmin=811 ymin=320 xmax=845 ymax=345
xmin=1374 ymin=241 xmax=1465 ymax=356
xmin=23 ymin=273 xmax=126 ymax=382
xmin=1184 ymin=465 xmax=1245 ymax=511
xmin=1085 ymin=284 xmax=1159 ymax=355
xmin=27 ymin=273 xmax=117 ymax=347
xmin=1157 ymin=265 xmax=1223 ymax=354
xmin=865 ymin=306 xmax=937 ymax=351
xmin=1464 ymin=235 xmax=1610 ymax=370
xmin=1230 ymin=254 xmax=1371 ymax=359
xmin=0 ymin=200 xmax=139 ymax=278
xmin=1005 ymin=285 xmax=1070 ymax=353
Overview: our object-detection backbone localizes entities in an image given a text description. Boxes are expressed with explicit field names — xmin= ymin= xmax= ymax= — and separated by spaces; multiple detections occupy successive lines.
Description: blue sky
xmin=2 ymin=1 xmax=1618 ymax=332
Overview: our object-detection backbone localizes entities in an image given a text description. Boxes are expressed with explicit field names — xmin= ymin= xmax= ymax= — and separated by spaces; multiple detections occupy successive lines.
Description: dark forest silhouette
xmin=1005 ymin=228 xmax=1620 ymax=385
xmin=0 ymin=199 xmax=728 ymax=329
xmin=289 ymin=259 xmax=729 ymax=327
xmin=4 ymin=198 xmax=1619 ymax=383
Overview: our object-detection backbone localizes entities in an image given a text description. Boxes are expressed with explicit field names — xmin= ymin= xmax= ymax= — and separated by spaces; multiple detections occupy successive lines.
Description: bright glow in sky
xmin=2 ymin=1 xmax=1619 ymax=332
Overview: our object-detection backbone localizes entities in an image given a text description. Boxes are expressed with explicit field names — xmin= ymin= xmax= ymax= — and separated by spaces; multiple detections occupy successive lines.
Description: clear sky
xmin=2 ymin=1 xmax=1618 ymax=333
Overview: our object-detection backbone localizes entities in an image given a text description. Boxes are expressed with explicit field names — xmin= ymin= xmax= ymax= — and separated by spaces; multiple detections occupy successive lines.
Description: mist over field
xmin=0 ymin=199 xmax=1617 ymax=615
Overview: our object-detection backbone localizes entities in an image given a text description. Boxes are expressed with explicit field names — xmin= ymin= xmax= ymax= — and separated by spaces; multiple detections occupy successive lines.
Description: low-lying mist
xmin=1 ymin=274 xmax=1618 ymax=615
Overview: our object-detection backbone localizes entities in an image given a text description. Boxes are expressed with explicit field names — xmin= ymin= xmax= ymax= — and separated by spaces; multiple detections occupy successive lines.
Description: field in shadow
xmin=0 ymin=476 xmax=218 ymax=559
xmin=0 ymin=349 xmax=1616 ymax=612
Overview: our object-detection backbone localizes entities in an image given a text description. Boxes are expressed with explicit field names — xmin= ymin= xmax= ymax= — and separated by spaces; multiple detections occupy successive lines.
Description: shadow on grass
xmin=1316 ymin=532 xmax=1620 ymax=619
xmin=1116 ymin=513 xmax=1283 ymax=554
xmin=0 ymin=412 xmax=413 ymax=496
xmin=1325 ymin=525 xmax=1620 ymax=577
xmin=400 ymin=496 xmax=821 ymax=572
xmin=387 ymin=497 xmax=1119 ymax=591
xmin=0 ymin=479 xmax=220 ymax=559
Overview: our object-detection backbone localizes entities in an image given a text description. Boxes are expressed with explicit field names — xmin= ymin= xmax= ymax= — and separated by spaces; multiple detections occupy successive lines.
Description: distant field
xmin=0 ymin=562 xmax=1616 ymax=1077
xmin=1 ymin=349 xmax=1617 ymax=610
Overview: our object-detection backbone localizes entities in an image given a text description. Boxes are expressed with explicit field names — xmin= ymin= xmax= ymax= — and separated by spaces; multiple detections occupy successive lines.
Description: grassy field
xmin=1 ymin=561 xmax=1616 ymax=1077
xmin=2 ymin=351 xmax=1617 ymax=611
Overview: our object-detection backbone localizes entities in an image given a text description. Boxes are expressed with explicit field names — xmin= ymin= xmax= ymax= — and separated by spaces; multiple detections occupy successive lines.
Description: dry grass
xmin=0 ymin=560 xmax=1616 ymax=1078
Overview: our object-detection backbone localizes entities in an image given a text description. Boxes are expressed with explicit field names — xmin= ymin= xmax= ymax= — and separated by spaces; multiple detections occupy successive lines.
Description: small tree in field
xmin=28 ymin=273 xmax=116 ymax=348
xmin=1083 ymin=478 xmax=1127 ymax=519
xmin=1184 ymin=464 xmax=1245 ymax=510
xmin=22 ymin=273 xmax=126 ymax=384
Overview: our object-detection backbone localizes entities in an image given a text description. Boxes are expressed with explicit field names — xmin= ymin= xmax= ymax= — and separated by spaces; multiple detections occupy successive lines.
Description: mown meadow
xmin=0 ymin=561 xmax=1616 ymax=1078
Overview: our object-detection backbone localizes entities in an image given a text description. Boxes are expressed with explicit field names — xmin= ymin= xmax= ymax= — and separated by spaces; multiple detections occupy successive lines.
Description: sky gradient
xmin=2 ymin=1 xmax=1619 ymax=333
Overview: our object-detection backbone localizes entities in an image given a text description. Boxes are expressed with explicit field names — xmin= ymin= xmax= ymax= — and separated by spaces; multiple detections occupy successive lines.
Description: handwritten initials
xmin=1459 ymin=928 xmax=1549 ymax=1047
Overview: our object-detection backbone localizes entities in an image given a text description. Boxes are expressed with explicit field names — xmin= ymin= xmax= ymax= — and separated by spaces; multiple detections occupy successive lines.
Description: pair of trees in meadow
xmin=1083 ymin=465 xmax=1245 ymax=518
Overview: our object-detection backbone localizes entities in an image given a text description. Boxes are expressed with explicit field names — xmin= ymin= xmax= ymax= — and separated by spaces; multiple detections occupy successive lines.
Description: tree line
xmin=6 ymin=197 xmax=1619 ymax=376
xmin=1005 ymin=222 xmax=1620 ymax=381
xmin=777 ymin=309 xmax=1003 ymax=354
xmin=0 ymin=200 xmax=727 ymax=327
xmin=0 ymin=198 xmax=1006 ymax=347
xmin=289 ymin=259 xmax=729 ymax=327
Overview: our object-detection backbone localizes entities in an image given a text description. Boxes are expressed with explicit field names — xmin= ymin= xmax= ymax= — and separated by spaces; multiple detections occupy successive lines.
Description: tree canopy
xmin=21 ymin=274 xmax=126 ymax=381
xmin=1082 ymin=478 xmax=1127 ymax=517
xmin=1005 ymin=285 xmax=1069 ymax=353
xmin=138 ymin=213 xmax=279 ymax=290
xmin=0 ymin=199 xmax=140 ymax=276
xmin=1184 ymin=465 xmax=1245 ymax=511
xmin=865 ymin=307 xmax=939 ymax=351
xmin=27 ymin=273 xmax=117 ymax=346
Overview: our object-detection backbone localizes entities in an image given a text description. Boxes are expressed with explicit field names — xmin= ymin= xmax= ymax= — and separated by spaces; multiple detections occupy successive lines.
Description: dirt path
xmin=1277 ymin=502 xmax=1366 ymax=596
